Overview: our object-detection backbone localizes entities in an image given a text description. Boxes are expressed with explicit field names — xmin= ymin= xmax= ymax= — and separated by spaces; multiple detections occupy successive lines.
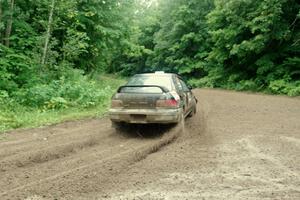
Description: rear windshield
xmin=122 ymin=75 xmax=173 ymax=93
xmin=120 ymin=86 xmax=163 ymax=94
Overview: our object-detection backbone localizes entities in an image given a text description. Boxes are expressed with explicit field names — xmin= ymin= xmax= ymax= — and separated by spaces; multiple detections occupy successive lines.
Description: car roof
xmin=134 ymin=73 xmax=179 ymax=78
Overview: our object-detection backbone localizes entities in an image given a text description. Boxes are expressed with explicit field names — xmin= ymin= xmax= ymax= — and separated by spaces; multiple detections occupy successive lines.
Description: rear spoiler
xmin=117 ymin=85 xmax=169 ymax=93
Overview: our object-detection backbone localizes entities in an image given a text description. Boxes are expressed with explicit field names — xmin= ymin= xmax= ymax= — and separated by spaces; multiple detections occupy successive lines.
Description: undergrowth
xmin=0 ymin=71 xmax=125 ymax=133
xmin=188 ymin=77 xmax=300 ymax=97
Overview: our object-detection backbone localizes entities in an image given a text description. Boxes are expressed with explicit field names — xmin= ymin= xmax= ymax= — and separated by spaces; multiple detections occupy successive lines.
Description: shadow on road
xmin=114 ymin=123 xmax=176 ymax=139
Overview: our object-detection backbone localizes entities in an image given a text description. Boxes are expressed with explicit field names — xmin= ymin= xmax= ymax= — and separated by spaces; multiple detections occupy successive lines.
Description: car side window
xmin=174 ymin=77 xmax=183 ymax=92
xmin=180 ymin=80 xmax=190 ymax=92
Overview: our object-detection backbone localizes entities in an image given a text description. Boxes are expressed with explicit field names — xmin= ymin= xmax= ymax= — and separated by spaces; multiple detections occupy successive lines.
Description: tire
xmin=178 ymin=112 xmax=185 ymax=132
xmin=111 ymin=121 xmax=123 ymax=133
xmin=188 ymin=106 xmax=197 ymax=117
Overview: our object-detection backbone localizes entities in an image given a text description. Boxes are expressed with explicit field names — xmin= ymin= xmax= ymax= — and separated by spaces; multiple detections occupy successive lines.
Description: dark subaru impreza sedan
xmin=109 ymin=72 xmax=197 ymax=127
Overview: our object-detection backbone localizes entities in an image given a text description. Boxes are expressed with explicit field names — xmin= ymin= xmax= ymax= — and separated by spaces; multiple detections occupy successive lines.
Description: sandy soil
xmin=0 ymin=89 xmax=299 ymax=200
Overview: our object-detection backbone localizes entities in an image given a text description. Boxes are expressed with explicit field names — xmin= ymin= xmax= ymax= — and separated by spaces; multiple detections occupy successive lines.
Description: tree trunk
xmin=4 ymin=0 xmax=14 ymax=47
xmin=41 ymin=0 xmax=55 ymax=65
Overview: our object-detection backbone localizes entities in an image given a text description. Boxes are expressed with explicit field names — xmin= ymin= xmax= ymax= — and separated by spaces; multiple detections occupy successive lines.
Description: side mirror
xmin=188 ymin=85 xmax=193 ymax=90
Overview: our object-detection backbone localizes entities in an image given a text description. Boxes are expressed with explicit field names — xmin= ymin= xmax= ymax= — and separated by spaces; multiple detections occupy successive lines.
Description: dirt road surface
xmin=0 ymin=89 xmax=299 ymax=200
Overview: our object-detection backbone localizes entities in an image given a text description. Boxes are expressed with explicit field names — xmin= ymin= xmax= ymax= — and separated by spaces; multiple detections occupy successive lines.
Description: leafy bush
xmin=0 ymin=44 xmax=39 ymax=93
xmin=235 ymin=80 xmax=258 ymax=92
xmin=0 ymin=72 xmax=125 ymax=133
xmin=188 ymin=77 xmax=214 ymax=88
xmin=0 ymin=90 xmax=22 ymax=131
xmin=268 ymin=80 xmax=300 ymax=96
xmin=45 ymin=97 xmax=69 ymax=110
xmin=16 ymin=84 xmax=57 ymax=107
xmin=14 ymin=70 xmax=117 ymax=110
xmin=0 ymin=90 xmax=9 ymax=104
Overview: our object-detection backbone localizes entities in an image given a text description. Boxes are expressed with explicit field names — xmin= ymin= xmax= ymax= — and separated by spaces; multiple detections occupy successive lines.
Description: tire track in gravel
xmin=0 ymin=119 xmax=111 ymax=159
xmin=93 ymin=89 xmax=300 ymax=200
xmin=0 ymin=115 xmax=183 ymax=200
xmin=0 ymin=132 xmax=120 ymax=171
xmin=5 ymin=88 xmax=298 ymax=200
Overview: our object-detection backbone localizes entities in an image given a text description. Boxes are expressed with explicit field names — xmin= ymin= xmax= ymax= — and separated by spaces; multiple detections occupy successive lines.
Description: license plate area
xmin=130 ymin=114 xmax=146 ymax=121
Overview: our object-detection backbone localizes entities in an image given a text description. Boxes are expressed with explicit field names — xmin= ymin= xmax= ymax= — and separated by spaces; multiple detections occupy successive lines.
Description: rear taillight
xmin=111 ymin=100 xmax=123 ymax=108
xmin=156 ymin=99 xmax=179 ymax=108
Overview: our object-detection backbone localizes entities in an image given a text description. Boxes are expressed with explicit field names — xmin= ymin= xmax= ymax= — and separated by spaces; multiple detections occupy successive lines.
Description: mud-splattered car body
xmin=109 ymin=72 xmax=197 ymax=125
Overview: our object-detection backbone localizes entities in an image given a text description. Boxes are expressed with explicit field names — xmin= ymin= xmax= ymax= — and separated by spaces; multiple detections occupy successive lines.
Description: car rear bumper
xmin=109 ymin=108 xmax=182 ymax=124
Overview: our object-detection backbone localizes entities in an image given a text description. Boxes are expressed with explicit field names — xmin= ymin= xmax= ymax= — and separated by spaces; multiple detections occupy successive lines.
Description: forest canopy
xmin=120 ymin=0 xmax=300 ymax=96
xmin=0 ymin=0 xmax=299 ymax=131
xmin=1 ymin=0 xmax=299 ymax=96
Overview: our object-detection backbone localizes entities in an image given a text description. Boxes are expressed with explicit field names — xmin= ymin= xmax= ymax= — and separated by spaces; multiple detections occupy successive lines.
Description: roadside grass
xmin=0 ymin=74 xmax=126 ymax=134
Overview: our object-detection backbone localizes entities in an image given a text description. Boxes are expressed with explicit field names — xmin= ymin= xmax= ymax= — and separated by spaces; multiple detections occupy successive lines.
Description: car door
xmin=179 ymin=79 xmax=194 ymax=114
xmin=173 ymin=76 xmax=187 ymax=112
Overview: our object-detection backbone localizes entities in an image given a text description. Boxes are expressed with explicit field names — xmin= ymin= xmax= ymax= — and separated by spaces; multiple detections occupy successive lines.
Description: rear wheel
xmin=188 ymin=106 xmax=197 ymax=117
xmin=178 ymin=112 xmax=185 ymax=132
xmin=111 ymin=121 xmax=124 ymax=132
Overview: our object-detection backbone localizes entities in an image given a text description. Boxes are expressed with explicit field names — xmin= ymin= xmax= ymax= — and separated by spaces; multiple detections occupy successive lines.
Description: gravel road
xmin=0 ymin=89 xmax=299 ymax=200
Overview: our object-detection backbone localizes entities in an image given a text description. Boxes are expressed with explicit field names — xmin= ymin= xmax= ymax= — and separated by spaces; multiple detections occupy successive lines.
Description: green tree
xmin=150 ymin=0 xmax=214 ymax=78
xmin=206 ymin=0 xmax=300 ymax=91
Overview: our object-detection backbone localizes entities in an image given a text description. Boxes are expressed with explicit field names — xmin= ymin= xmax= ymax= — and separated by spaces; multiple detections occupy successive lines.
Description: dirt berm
xmin=0 ymin=89 xmax=299 ymax=200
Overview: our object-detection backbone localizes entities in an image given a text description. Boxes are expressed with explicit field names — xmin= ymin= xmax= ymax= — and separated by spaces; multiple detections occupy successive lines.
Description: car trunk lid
xmin=115 ymin=85 xmax=167 ymax=109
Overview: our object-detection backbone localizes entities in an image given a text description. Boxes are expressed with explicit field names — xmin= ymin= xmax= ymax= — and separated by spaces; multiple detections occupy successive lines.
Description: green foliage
xmin=0 ymin=0 xmax=130 ymax=132
xmin=14 ymin=69 xmax=120 ymax=110
xmin=1 ymin=0 xmax=300 ymax=133
xmin=121 ymin=0 xmax=300 ymax=96
xmin=149 ymin=0 xmax=214 ymax=77
xmin=0 ymin=44 xmax=38 ymax=92
xmin=268 ymin=80 xmax=300 ymax=96
xmin=204 ymin=0 xmax=300 ymax=95
xmin=0 ymin=74 xmax=125 ymax=133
